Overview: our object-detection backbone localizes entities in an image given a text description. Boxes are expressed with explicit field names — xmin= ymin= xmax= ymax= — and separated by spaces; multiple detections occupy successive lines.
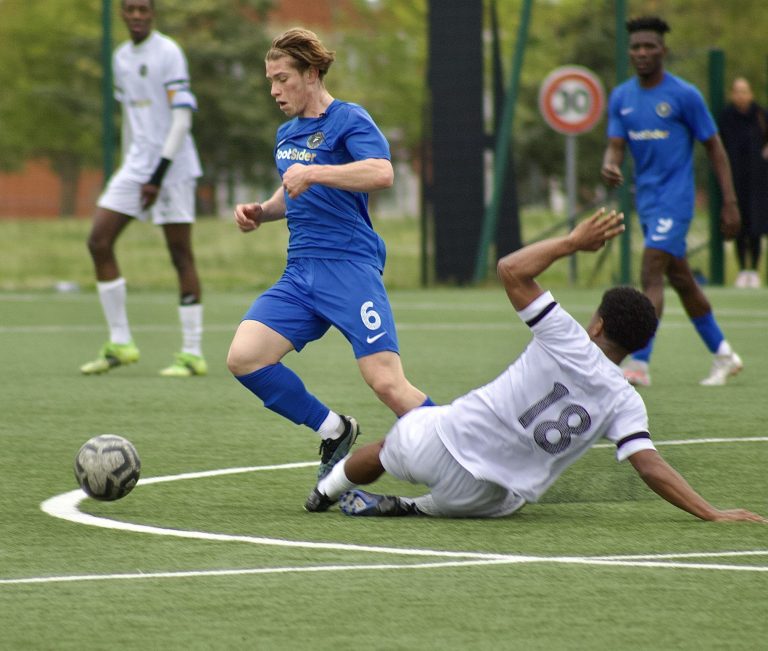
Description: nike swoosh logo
xmin=366 ymin=332 xmax=387 ymax=344
xmin=276 ymin=138 xmax=288 ymax=148
xmin=620 ymin=107 xmax=634 ymax=115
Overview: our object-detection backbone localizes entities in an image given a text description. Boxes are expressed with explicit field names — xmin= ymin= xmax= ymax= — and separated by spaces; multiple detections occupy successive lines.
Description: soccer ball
xmin=73 ymin=434 xmax=141 ymax=501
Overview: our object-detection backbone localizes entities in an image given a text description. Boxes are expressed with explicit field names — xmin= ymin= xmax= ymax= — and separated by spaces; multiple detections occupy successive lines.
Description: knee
xmin=365 ymin=373 xmax=402 ymax=407
xmin=86 ymin=232 xmax=111 ymax=259
xmin=226 ymin=343 xmax=259 ymax=376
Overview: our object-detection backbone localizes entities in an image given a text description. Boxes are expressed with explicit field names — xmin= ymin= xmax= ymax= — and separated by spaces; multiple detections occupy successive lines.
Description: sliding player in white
xmin=82 ymin=0 xmax=206 ymax=377
xmin=307 ymin=209 xmax=765 ymax=523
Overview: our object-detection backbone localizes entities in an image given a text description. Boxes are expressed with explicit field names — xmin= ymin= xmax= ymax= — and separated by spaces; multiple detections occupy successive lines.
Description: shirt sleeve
xmin=682 ymin=83 xmax=717 ymax=142
xmin=516 ymin=291 xmax=557 ymax=326
xmin=606 ymin=88 xmax=626 ymax=139
xmin=602 ymin=391 xmax=656 ymax=461
xmin=163 ymin=41 xmax=197 ymax=111
xmin=341 ymin=106 xmax=391 ymax=161
xmin=112 ymin=51 xmax=124 ymax=103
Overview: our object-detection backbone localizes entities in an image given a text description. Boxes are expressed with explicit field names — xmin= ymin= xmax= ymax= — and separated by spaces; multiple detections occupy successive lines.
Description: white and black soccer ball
xmin=73 ymin=434 xmax=141 ymax=501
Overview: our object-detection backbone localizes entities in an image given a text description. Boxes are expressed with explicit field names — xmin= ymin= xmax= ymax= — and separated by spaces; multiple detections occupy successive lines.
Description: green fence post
xmin=708 ymin=49 xmax=725 ymax=286
xmin=101 ymin=0 xmax=114 ymax=184
xmin=472 ymin=0 xmax=533 ymax=283
xmin=616 ymin=0 xmax=632 ymax=285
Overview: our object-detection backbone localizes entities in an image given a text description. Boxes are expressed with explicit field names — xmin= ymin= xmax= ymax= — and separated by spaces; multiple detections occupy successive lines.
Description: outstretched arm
xmin=497 ymin=209 xmax=625 ymax=311
xmin=629 ymin=449 xmax=766 ymax=522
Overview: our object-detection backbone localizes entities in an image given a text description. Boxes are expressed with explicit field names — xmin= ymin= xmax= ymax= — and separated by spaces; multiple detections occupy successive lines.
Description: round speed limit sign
xmin=538 ymin=66 xmax=605 ymax=135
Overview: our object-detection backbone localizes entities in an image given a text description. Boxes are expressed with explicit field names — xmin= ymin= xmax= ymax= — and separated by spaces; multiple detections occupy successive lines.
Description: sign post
xmin=539 ymin=66 xmax=605 ymax=283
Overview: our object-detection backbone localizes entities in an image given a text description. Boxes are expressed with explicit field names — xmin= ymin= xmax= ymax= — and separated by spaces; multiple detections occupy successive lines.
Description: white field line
xmin=0 ymin=559 xmax=518 ymax=586
xmin=1 ymin=293 xmax=767 ymax=317
xmin=2 ymin=319 xmax=767 ymax=335
xmin=4 ymin=554 xmax=768 ymax=586
xmin=20 ymin=435 xmax=767 ymax=586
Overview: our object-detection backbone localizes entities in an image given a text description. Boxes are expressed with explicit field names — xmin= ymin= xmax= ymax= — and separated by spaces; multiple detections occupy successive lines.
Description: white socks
xmin=179 ymin=303 xmax=203 ymax=356
xmin=97 ymin=278 xmax=204 ymax=356
xmin=317 ymin=457 xmax=355 ymax=500
xmin=317 ymin=411 xmax=343 ymax=439
xmin=97 ymin=277 xmax=132 ymax=344
xmin=716 ymin=340 xmax=733 ymax=357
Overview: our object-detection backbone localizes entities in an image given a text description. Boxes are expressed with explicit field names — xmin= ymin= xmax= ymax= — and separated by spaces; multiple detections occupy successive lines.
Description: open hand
xmin=568 ymin=208 xmax=625 ymax=252
xmin=708 ymin=508 xmax=767 ymax=523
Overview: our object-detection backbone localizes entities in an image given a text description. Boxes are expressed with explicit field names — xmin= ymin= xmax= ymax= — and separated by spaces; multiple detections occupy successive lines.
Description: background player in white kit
xmin=81 ymin=0 xmax=206 ymax=377
xmin=306 ymin=209 xmax=765 ymax=524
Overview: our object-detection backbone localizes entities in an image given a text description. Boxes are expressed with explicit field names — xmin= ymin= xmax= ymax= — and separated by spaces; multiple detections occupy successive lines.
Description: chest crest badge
xmin=655 ymin=101 xmax=671 ymax=118
xmin=307 ymin=132 xmax=325 ymax=149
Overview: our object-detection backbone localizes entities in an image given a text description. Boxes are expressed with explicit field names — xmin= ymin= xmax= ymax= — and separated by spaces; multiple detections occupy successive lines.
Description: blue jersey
xmin=274 ymin=99 xmax=390 ymax=271
xmin=607 ymin=72 xmax=717 ymax=220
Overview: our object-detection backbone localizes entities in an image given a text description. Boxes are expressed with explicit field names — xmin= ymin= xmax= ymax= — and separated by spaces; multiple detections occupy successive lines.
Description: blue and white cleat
xmin=339 ymin=489 xmax=419 ymax=517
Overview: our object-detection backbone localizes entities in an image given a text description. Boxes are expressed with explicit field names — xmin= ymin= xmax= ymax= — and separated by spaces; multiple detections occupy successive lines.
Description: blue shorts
xmin=243 ymin=258 xmax=400 ymax=358
xmin=639 ymin=214 xmax=691 ymax=258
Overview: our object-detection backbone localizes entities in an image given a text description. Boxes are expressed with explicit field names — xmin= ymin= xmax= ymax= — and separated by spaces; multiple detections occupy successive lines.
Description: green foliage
xmin=489 ymin=0 xmax=768 ymax=203
xmin=2 ymin=0 xmax=768 ymax=212
xmin=0 ymin=0 xmax=279 ymax=212
xmin=0 ymin=0 xmax=103 ymax=172
xmin=157 ymin=0 xmax=279 ymax=186
xmin=331 ymin=0 xmax=428 ymax=157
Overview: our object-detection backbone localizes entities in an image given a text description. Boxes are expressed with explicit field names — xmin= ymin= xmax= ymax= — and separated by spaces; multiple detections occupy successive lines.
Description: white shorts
xmin=380 ymin=406 xmax=525 ymax=518
xmin=97 ymin=167 xmax=196 ymax=225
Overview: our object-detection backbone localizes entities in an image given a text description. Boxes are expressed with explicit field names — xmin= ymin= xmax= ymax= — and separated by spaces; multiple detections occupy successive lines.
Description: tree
xmin=0 ymin=0 xmax=103 ymax=216
xmin=331 ymin=0 xmax=428 ymax=160
xmin=0 ymin=0 xmax=278 ymax=217
xmin=158 ymin=0 xmax=278 ymax=212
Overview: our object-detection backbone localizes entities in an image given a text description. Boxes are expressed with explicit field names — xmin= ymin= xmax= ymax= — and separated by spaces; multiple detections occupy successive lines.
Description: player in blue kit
xmin=228 ymin=28 xmax=433 ymax=479
xmin=602 ymin=16 xmax=743 ymax=387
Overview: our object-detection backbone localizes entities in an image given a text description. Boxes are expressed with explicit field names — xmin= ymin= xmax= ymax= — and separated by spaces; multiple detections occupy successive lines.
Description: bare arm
xmin=601 ymin=137 xmax=626 ymax=187
xmin=281 ymin=158 xmax=394 ymax=199
xmin=497 ymin=209 xmax=625 ymax=311
xmin=233 ymin=185 xmax=286 ymax=233
xmin=702 ymin=134 xmax=741 ymax=239
xmin=629 ymin=449 xmax=766 ymax=522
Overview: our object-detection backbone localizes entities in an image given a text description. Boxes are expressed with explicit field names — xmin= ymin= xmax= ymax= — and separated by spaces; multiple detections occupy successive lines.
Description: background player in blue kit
xmin=601 ymin=16 xmax=743 ymax=387
xmin=228 ymin=28 xmax=433 ymax=479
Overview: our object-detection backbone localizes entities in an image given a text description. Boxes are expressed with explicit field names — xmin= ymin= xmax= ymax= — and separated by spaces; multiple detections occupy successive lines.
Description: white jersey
xmin=113 ymin=31 xmax=202 ymax=183
xmin=437 ymin=291 xmax=655 ymax=503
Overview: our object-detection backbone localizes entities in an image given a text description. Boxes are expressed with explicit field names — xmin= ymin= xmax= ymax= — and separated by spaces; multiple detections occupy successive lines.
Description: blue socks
xmin=237 ymin=365 xmax=437 ymax=430
xmin=632 ymin=336 xmax=655 ymax=363
xmin=691 ymin=312 xmax=725 ymax=354
xmin=633 ymin=312 xmax=725 ymax=363
xmin=235 ymin=363 xmax=329 ymax=431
